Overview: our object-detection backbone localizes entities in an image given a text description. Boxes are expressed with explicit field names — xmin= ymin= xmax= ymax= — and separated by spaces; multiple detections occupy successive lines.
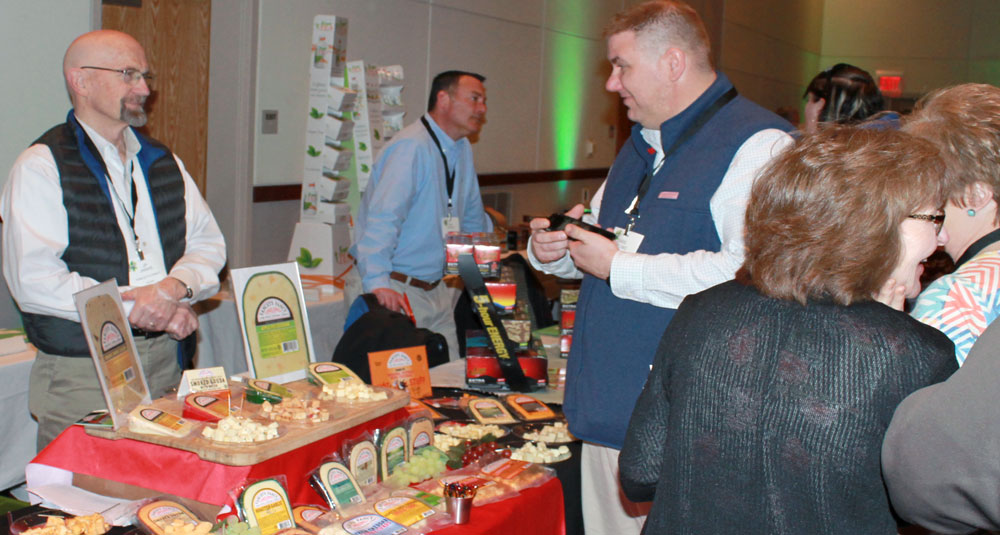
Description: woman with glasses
xmin=903 ymin=84 xmax=1000 ymax=366
xmin=618 ymin=126 xmax=957 ymax=535
xmin=802 ymin=63 xmax=894 ymax=133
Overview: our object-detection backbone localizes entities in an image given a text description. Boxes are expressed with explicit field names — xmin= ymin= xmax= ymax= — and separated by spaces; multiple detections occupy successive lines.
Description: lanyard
xmin=105 ymin=159 xmax=145 ymax=260
xmin=955 ymin=227 xmax=1000 ymax=268
xmin=421 ymin=116 xmax=456 ymax=215
xmin=625 ymin=87 xmax=738 ymax=234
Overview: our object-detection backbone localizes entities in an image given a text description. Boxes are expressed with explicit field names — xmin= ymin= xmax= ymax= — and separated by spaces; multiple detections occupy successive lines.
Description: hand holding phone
xmin=545 ymin=213 xmax=617 ymax=241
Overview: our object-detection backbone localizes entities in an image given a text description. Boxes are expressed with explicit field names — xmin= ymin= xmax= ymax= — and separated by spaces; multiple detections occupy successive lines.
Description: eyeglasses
xmin=907 ymin=213 xmax=945 ymax=234
xmin=81 ymin=66 xmax=154 ymax=85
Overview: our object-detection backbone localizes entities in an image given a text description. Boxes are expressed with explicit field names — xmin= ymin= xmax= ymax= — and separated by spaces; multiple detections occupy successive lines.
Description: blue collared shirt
xmin=351 ymin=113 xmax=492 ymax=291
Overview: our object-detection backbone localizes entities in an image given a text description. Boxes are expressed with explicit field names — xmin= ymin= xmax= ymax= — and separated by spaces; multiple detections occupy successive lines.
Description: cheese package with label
xmin=239 ymin=478 xmax=296 ymax=535
xmin=291 ymin=505 xmax=327 ymax=534
xmin=311 ymin=460 xmax=365 ymax=509
xmin=307 ymin=362 xmax=361 ymax=386
xmin=137 ymin=500 xmax=208 ymax=535
xmin=375 ymin=426 xmax=409 ymax=481
xmin=504 ymin=394 xmax=556 ymax=421
xmin=346 ymin=438 xmax=378 ymax=487
xmin=465 ymin=397 xmax=518 ymax=425
xmin=129 ymin=406 xmax=194 ymax=438
xmin=407 ymin=417 xmax=434 ymax=458
xmin=183 ymin=392 xmax=231 ymax=422
xmin=245 ymin=379 xmax=293 ymax=404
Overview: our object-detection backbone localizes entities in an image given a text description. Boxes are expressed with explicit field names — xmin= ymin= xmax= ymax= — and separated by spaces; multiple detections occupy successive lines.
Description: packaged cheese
xmin=464 ymin=397 xmax=517 ymax=425
xmin=345 ymin=437 xmax=378 ymax=487
xmin=504 ymin=394 xmax=556 ymax=421
xmin=291 ymin=506 xmax=327 ymax=534
xmin=407 ymin=417 xmax=434 ymax=458
xmin=306 ymin=362 xmax=361 ymax=386
xmin=129 ymin=406 xmax=194 ymax=438
xmin=183 ymin=392 xmax=230 ymax=422
xmin=311 ymin=460 xmax=365 ymax=509
xmin=238 ymin=478 xmax=296 ymax=535
xmin=136 ymin=500 xmax=208 ymax=535
xmin=375 ymin=426 xmax=408 ymax=481
xmin=414 ymin=468 xmax=517 ymax=506
xmin=245 ymin=379 xmax=293 ymax=404
xmin=479 ymin=457 xmax=556 ymax=491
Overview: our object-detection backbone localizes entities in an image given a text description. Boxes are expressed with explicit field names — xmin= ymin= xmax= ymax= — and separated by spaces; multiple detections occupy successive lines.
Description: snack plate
xmin=319 ymin=385 xmax=395 ymax=406
xmin=510 ymin=422 xmax=578 ymax=444
xmin=509 ymin=444 xmax=572 ymax=464
xmin=10 ymin=512 xmax=68 ymax=535
xmin=200 ymin=421 xmax=285 ymax=447
xmin=435 ymin=420 xmax=509 ymax=439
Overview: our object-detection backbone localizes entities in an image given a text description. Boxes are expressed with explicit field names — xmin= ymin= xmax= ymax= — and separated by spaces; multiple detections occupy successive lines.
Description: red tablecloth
xmin=31 ymin=409 xmax=565 ymax=535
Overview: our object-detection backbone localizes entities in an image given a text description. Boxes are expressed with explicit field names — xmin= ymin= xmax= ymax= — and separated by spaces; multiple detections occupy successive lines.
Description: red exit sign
xmin=877 ymin=70 xmax=903 ymax=98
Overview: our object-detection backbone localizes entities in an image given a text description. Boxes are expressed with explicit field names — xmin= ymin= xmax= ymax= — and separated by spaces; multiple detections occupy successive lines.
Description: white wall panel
xmin=431 ymin=0 xmax=544 ymax=26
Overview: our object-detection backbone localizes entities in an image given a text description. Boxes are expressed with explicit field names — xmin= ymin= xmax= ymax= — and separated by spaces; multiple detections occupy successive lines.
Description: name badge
xmin=613 ymin=227 xmax=644 ymax=253
xmin=441 ymin=216 xmax=460 ymax=237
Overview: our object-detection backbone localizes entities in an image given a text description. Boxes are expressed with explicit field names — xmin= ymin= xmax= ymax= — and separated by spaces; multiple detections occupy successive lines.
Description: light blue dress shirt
xmin=351 ymin=114 xmax=492 ymax=292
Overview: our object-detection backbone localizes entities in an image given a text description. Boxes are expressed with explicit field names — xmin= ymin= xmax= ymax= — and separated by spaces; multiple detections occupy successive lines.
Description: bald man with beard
xmin=1 ymin=30 xmax=226 ymax=450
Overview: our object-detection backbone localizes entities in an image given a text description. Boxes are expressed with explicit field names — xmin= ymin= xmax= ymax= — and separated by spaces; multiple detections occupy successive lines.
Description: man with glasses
xmin=1 ymin=30 xmax=226 ymax=450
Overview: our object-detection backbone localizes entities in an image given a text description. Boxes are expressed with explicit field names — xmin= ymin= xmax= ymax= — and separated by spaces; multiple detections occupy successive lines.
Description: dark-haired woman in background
xmin=618 ymin=126 xmax=957 ymax=534
xmin=802 ymin=63 xmax=895 ymax=132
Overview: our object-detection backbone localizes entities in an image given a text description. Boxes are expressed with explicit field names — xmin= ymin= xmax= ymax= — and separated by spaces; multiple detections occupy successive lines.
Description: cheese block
xmin=504 ymin=394 xmax=556 ymax=421
xmin=137 ymin=500 xmax=202 ymax=535
xmin=407 ymin=417 xmax=434 ymax=457
xmin=467 ymin=398 xmax=518 ymax=425
xmin=377 ymin=426 xmax=409 ymax=481
xmin=315 ymin=461 xmax=365 ymax=509
xmin=183 ymin=392 xmax=230 ymax=422
xmin=239 ymin=478 xmax=295 ymax=535
xmin=291 ymin=505 xmax=326 ymax=534
xmin=348 ymin=440 xmax=378 ymax=487
xmin=129 ymin=406 xmax=194 ymax=438
xmin=307 ymin=362 xmax=361 ymax=386
xmin=372 ymin=496 xmax=435 ymax=527
xmin=245 ymin=379 xmax=293 ymax=404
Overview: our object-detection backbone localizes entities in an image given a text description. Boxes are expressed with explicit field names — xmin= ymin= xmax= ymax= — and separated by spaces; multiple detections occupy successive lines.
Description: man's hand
xmin=529 ymin=204 xmax=586 ymax=263
xmin=122 ymin=277 xmax=187 ymax=332
xmin=567 ymin=223 xmax=618 ymax=280
xmin=164 ymin=303 xmax=199 ymax=340
xmin=372 ymin=287 xmax=407 ymax=313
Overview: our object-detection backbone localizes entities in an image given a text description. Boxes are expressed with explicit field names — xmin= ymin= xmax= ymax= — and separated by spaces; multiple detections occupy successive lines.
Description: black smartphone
xmin=546 ymin=213 xmax=617 ymax=240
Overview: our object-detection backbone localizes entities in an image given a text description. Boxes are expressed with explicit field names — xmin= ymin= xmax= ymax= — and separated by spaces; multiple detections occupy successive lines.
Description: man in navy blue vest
xmin=1 ymin=30 xmax=226 ymax=450
xmin=528 ymin=2 xmax=793 ymax=533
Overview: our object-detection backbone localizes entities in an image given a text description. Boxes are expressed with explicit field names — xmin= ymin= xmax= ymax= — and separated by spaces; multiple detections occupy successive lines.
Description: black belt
xmin=131 ymin=328 xmax=165 ymax=339
xmin=389 ymin=271 xmax=441 ymax=291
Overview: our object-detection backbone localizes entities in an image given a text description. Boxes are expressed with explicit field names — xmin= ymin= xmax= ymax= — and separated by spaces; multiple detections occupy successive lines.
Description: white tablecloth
xmin=194 ymin=288 xmax=350 ymax=374
xmin=0 ymin=347 xmax=38 ymax=490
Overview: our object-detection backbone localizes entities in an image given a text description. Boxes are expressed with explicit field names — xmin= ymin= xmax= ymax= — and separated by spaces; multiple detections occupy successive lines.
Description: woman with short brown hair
xmin=619 ymin=126 xmax=957 ymax=534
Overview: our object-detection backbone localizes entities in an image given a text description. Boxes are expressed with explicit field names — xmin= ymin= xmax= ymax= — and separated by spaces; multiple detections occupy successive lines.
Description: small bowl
xmin=10 ymin=512 xmax=66 ymax=535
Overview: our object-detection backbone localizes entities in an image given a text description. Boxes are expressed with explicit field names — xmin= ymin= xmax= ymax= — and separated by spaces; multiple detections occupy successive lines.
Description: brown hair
xmin=604 ymin=0 xmax=712 ymax=71
xmin=740 ymin=126 xmax=945 ymax=305
xmin=902 ymin=84 xmax=1000 ymax=215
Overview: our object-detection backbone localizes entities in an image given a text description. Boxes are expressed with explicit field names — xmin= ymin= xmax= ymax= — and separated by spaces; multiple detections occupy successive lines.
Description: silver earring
xmin=968 ymin=209 xmax=977 ymax=217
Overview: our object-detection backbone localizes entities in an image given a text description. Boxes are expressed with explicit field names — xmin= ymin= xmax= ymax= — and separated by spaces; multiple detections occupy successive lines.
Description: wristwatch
xmin=178 ymin=279 xmax=194 ymax=300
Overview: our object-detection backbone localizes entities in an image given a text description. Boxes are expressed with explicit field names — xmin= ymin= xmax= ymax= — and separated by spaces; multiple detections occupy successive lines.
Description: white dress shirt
xmin=1 ymin=116 xmax=226 ymax=322
xmin=528 ymin=128 xmax=792 ymax=309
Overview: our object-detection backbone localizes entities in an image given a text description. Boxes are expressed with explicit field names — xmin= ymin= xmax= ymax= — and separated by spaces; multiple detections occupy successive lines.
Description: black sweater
xmin=620 ymin=280 xmax=956 ymax=534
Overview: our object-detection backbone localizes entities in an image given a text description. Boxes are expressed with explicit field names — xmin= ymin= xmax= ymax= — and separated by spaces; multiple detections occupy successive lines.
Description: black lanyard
xmin=421 ymin=116 xmax=455 ymax=214
xmin=105 ymin=160 xmax=145 ymax=260
xmin=955 ymin=227 xmax=1000 ymax=268
xmin=626 ymin=87 xmax=738 ymax=233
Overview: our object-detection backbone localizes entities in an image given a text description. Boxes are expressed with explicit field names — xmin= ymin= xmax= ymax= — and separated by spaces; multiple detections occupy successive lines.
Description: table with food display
xmin=14 ymin=245 xmax=583 ymax=535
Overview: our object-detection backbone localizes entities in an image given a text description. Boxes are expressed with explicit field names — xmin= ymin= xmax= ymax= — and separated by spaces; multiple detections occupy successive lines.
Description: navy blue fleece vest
xmin=19 ymin=111 xmax=187 ymax=356
xmin=563 ymin=74 xmax=792 ymax=448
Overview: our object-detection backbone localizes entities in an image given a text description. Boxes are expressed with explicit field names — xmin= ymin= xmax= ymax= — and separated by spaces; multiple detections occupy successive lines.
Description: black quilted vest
xmin=19 ymin=113 xmax=187 ymax=356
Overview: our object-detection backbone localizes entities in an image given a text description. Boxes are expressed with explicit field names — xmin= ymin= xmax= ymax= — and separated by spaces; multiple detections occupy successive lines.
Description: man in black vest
xmin=528 ymin=2 xmax=793 ymax=533
xmin=1 ymin=30 xmax=226 ymax=450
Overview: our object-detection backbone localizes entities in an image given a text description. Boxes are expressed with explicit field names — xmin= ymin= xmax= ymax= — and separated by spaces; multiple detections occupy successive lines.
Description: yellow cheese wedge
xmin=348 ymin=440 xmax=378 ymax=487
xmin=407 ymin=417 xmax=434 ymax=457
xmin=240 ymin=478 xmax=295 ymax=535
xmin=504 ymin=394 xmax=556 ymax=421
xmin=292 ymin=505 xmax=326 ymax=534
xmin=183 ymin=392 xmax=230 ymax=422
xmin=467 ymin=398 xmax=518 ymax=425
xmin=307 ymin=362 xmax=362 ymax=386
xmin=137 ymin=500 xmax=203 ymax=535
xmin=129 ymin=406 xmax=194 ymax=438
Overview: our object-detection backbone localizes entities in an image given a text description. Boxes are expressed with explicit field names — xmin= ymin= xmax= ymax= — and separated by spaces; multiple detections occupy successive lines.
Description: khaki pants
xmin=29 ymin=335 xmax=181 ymax=451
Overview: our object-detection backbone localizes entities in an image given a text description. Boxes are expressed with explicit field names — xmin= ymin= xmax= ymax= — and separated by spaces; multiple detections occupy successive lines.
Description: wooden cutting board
xmin=85 ymin=380 xmax=409 ymax=466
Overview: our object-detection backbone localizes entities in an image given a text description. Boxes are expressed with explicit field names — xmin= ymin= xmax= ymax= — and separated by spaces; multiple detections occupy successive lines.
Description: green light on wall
xmin=550 ymin=31 xmax=588 ymax=170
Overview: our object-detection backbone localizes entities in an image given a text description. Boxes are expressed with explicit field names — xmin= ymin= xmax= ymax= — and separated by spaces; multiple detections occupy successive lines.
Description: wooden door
xmin=102 ymin=0 xmax=211 ymax=194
